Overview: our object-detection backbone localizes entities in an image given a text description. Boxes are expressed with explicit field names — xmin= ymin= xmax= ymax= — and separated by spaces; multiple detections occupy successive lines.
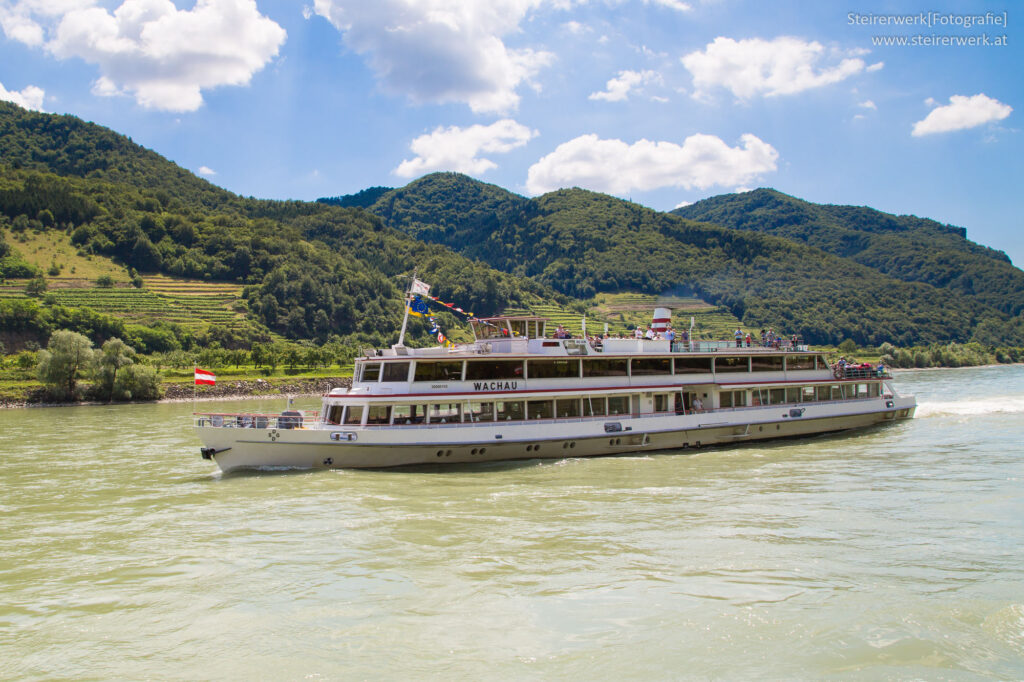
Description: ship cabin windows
xmin=343 ymin=405 xmax=364 ymax=425
xmin=326 ymin=405 xmax=344 ymax=424
xmin=414 ymin=361 xmax=464 ymax=382
xmin=382 ymin=362 xmax=410 ymax=382
xmin=786 ymin=387 xmax=802 ymax=403
xmin=802 ymin=386 xmax=816 ymax=402
xmin=556 ymin=398 xmax=581 ymax=418
xmin=393 ymin=404 xmax=428 ymax=424
xmin=528 ymin=358 xmax=580 ymax=379
xmin=607 ymin=396 xmax=630 ymax=416
xmin=719 ymin=390 xmax=747 ymax=408
xmin=429 ymin=403 xmax=462 ymax=423
xmin=654 ymin=394 xmax=671 ymax=412
xmin=786 ymin=355 xmax=817 ymax=371
xmin=674 ymin=357 xmax=712 ymax=374
xmin=631 ymin=358 xmax=672 ymax=376
xmin=583 ymin=359 xmax=628 ymax=377
xmin=715 ymin=356 xmax=749 ymax=373
xmin=751 ymin=356 xmax=784 ymax=372
xmin=360 ymin=363 xmax=381 ymax=382
xmin=466 ymin=360 xmax=524 ymax=381
xmin=527 ymin=400 xmax=554 ymax=420
xmin=496 ymin=400 xmax=525 ymax=421
xmin=583 ymin=396 xmax=607 ymax=417
xmin=366 ymin=404 xmax=391 ymax=425
xmin=467 ymin=402 xmax=495 ymax=422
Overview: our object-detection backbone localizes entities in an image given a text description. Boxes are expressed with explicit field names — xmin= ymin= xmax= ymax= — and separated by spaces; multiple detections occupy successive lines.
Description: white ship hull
xmin=197 ymin=395 xmax=916 ymax=473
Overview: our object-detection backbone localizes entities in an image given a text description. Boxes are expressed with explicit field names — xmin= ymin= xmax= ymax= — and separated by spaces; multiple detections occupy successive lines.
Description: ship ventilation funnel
xmin=652 ymin=307 xmax=671 ymax=333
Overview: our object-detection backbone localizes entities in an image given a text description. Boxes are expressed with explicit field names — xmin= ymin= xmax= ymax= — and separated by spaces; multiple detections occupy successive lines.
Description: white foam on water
xmin=916 ymin=395 xmax=1024 ymax=418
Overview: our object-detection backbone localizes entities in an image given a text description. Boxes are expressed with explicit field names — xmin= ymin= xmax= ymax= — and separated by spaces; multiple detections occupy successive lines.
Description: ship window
xmin=342 ymin=405 xmax=364 ymax=425
xmin=414 ymin=361 xmax=464 ymax=382
xmin=466 ymin=360 xmax=524 ymax=381
xmin=856 ymin=383 xmax=869 ymax=398
xmin=816 ymin=386 xmax=831 ymax=401
xmin=527 ymin=400 xmax=554 ymax=420
xmin=509 ymin=320 xmax=527 ymax=337
xmin=714 ymin=356 xmax=749 ymax=373
xmin=366 ymin=404 xmax=391 ymax=425
xmin=802 ymin=386 xmax=816 ymax=402
xmin=583 ymin=359 xmax=628 ymax=377
xmin=607 ymin=396 xmax=629 ymax=415
xmin=654 ymin=394 xmax=670 ymax=412
xmin=631 ymin=358 xmax=672 ymax=375
xmin=326 ymin=405 xmax=343 ymax=424
xmin=769 ymin=388 xmax=786 ymax=404
xmin=786 ymin=355 xmax=815 ymax=371
xmin=361 ymin=363 xmax=380 ymax=382
xmin=751 ymin=356 xmax=784 ymax=372
xmin=674 ymin=357 xmax=712 ymax=373
xmin=381 ymin=362 xmax=410 ymax=382
xmin=393 ymin=404 xmax=427 ymax=424
xmin=528 ymin=359 xmax=581 ymax=379
xmin=868 ymin=383 xmax=879 ymax=398
xmin=583 ymin=396 xmax=607 ymax=417
xmin=831 ymin=385 xmax=843 ymax=400
xmin=496 ymin=400 xmax=524 ymax=421
xmin=786 ymin=387 xmax=801 ymax=403
xmin=429 ymin=403 xmax=461 ymax=423
xmin=556 ymin=398 xmax=581 ymax=418
xmin=467 ymin=402 xmax=495 ymax=422
xmin=720 ymin=390 xmax=746 ymax=408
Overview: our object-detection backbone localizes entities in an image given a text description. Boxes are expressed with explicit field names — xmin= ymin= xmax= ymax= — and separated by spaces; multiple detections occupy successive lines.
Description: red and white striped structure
xmin=651 ymin=307 xmax=671 ymax=333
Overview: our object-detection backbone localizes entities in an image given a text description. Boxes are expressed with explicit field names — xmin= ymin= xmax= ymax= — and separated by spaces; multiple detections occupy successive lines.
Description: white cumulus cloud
xmin=589 ymin=69 xmax=661 ymax=102
xmin=312 ymin=0 xmax=555 ymax=114
xmin=1 ymin=0 xmax=286 ymax=112
xmin=198 ymin=165 xmax=217 ymax=176
xmin=644 ymin=0 xmax=691 ymax=11
xmin=525 ymin=132 xmax=778 ymax=195
xmin=0 ymin=80 xmax=45 ymax=110
xmin=682 ymin=36 xmax=869 ymax=99
xmin=395 ymin=118 xmax=538 ymax=177
xmin=911 ymin=93 xmax=1012 ymax=137
xmin=858 ymin=99 xmax=876 ymax=109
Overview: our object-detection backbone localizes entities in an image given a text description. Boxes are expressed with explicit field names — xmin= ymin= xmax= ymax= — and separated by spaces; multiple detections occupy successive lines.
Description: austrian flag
xmin=194 ymin=368 xmax=216 ymax=386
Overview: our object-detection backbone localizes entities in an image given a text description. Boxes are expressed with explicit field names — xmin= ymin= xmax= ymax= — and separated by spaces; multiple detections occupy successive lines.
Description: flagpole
xmin=397 ymin=269 xmax=415 ymax=347
xmin=192 ymin=365 xmax=196 ymax=414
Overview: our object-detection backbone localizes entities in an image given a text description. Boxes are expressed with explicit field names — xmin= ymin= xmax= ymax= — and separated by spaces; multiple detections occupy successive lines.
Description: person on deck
xmin=734 ymin=328 xmax=743 ymax=348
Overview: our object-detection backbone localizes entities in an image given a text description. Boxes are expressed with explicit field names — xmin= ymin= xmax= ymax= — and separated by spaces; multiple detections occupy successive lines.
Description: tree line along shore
xmin=2 ymin=329 xmax=1020 ymax=409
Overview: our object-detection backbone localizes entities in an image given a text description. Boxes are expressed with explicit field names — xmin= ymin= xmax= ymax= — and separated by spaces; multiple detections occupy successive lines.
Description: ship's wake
xmin=916 ymin=396 xmax=1024 ymax=418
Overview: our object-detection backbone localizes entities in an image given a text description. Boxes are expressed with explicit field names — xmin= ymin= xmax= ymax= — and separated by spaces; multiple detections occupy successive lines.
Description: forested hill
xmin=673 ymin=188 xmax=1024 ymax=316
xmin=0 ymin=102 xmax=556 ymax=347
xmin=351 ymin=173 xmax=1024 ymax=346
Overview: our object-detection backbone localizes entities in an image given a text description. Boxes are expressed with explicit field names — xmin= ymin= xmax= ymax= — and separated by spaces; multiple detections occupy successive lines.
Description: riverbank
xmin=0 ymin=376 xmax=352 ymax=409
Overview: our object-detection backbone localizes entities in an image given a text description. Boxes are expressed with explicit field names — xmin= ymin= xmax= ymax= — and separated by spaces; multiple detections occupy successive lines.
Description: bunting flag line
xmin=407 ymin=296 xmax=429 ymax=317
xmin=426 ymin=295 xmax=472 ymax=317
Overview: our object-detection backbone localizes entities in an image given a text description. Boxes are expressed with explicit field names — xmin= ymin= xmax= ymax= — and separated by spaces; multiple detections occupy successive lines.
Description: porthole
xmin=776 ymin=424 xmax=780 ymax=431
xmin=471 ymin=448 xmax=478 ymax=455
xmin=480 ymin=448 xmax=487 ymax=455
xmin=436 ymin=450 xmax=443 ymax=457
xmin=569 ymin=442 xmax=576 ymax=449
xmin=758 ymin=426 xmax=763 ymax=432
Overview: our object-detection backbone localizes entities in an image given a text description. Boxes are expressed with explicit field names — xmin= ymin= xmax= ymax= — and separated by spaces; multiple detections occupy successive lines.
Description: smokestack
xmin=652 ymin=307 xmax=671 ymax=333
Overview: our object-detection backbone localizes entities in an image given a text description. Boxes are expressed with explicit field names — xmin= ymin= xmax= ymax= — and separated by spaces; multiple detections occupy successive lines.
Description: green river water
xmin=2 ymin=365 xmax=1023 ymax=679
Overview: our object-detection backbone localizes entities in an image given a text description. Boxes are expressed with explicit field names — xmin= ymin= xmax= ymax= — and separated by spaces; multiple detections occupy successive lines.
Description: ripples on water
xmin=2 ymin=367 xmax=1023 ymax=679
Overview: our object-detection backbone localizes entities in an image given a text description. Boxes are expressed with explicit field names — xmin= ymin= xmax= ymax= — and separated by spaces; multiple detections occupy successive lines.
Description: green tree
xmin=94 ymin=337 xmax=136 ymax=402
xmin=37 ymin=330 xmax=94 ymax=400
xmin=25 ymin=275 xmax=47 ymax=297
xmin=96 ymin=274 xmax=114 ymax=287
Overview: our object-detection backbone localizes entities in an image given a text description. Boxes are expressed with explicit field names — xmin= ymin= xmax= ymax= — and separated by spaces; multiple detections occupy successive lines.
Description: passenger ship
xmin=195 ymin=313 xmax=916 ymax=473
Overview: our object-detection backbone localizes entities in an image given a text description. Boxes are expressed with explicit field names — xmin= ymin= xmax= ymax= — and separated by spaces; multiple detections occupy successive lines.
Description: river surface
xmin=2 ymin=366 xmax=1023 ymax=680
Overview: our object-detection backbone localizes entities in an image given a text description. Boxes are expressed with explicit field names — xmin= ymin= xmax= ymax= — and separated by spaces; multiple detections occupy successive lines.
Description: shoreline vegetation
xmin=2 ymin=339 xmax=1021 ymax=410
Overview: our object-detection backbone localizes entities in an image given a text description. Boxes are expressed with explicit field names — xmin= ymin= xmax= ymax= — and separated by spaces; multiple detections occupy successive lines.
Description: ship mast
xmin=396 ymin=269 xmax=416 ymax=347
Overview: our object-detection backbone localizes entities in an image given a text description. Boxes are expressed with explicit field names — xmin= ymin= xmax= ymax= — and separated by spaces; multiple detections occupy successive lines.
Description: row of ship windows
xmin=359 ymin=355 xmax=823 ymax=383
xmin=326 ymin=383 xmax=880 ymax=426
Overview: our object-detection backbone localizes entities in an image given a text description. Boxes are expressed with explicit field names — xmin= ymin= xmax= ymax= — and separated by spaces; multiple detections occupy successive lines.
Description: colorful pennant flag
xmin=410 ymin=278 xmax=431 ymax=296
xmin=408 ymin=296 xmax=429 ymax=317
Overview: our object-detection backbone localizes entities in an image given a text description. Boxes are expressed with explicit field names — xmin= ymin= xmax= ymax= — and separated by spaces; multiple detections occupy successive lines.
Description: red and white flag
xmin=194 ymin=368 xmax=216 ymax=385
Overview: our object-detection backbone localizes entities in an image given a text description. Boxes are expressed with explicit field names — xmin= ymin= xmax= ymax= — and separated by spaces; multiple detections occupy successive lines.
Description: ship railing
xmin=832 ymin=366 xmax=890 ymax=380
xmin=194 ymin=410 xmax=319 ymax=429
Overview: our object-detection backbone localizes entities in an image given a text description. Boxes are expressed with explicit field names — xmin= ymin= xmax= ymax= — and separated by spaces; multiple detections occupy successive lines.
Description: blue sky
xmin=1 ymin=0 xmax=1021 ymax=264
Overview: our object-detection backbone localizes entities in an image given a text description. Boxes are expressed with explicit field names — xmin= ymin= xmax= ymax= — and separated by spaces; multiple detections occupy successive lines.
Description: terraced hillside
xmin=0 ymin=275 xmax=251 ymax=332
